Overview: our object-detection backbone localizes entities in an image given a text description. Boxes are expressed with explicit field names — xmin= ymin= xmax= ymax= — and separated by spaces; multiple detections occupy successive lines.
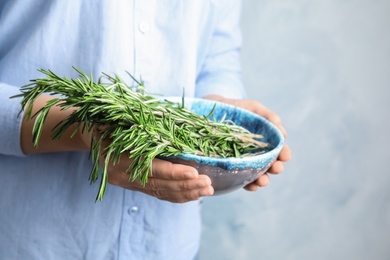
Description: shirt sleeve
xmin=195 ymin=0 xmax=247 ymax=99
xmin=0 ymin=83 xmax=26 ymax=157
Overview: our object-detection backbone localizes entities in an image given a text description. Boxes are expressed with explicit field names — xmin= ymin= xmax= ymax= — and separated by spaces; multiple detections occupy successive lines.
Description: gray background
xmin=200 ymin=0 xmax=390 ymax=259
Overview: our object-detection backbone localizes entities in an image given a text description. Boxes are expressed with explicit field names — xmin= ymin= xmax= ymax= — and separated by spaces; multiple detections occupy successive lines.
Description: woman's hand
xmin=203 ymin=94 xmax=292 ymax=191
xmin=107 ymin=157 xmax=214 ymax=203
xmin=80 ymin=128 xmax=214 ymax=203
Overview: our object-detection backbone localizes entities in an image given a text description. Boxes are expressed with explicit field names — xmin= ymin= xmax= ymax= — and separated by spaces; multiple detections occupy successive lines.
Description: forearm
xmin=21 ymin=94 xmax=89 ymax=154
xmin=202 ymin=94 xmax=226 ymax=101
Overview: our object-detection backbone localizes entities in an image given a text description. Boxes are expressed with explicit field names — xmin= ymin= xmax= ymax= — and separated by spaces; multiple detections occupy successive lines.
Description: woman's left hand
xmin=203 ymin=95 xmax=292 ymax=191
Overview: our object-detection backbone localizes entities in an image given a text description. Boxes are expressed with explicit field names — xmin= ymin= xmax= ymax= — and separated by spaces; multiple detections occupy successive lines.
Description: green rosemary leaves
xmin=13 ymin=68 xmax=268 ymax=201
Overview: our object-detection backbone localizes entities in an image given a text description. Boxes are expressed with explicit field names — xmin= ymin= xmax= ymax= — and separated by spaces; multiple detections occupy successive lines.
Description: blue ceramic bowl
xmin=163 ymin=97 xmax=285 ymax=195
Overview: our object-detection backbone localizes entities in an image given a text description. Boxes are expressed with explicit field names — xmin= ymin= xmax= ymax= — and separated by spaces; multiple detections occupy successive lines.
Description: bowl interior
xmin=188 ymin=99 xmax=282 ymax=151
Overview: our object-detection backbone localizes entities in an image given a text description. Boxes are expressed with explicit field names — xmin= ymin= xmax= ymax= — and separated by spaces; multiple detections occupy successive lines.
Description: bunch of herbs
xmin=13 ymin=68 xmax=268 ymax=201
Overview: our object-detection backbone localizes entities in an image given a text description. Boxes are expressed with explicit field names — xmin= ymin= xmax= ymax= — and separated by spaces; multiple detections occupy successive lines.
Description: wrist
xmin=202 ymin=94 xmax=226 ymax=103
xmin=20 ymin=95 xmax=90 ymax=154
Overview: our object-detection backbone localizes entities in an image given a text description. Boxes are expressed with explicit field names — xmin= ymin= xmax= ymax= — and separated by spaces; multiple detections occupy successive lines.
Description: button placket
xmin=133 ymin=0 xmax=156 ymax=86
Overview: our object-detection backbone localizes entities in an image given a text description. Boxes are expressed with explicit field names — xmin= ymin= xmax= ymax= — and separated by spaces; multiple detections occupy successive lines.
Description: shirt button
xmin=138 ymin=22 xmax=150 ymax=33
xmin=128 ymin=206 xmax=139 ymax=215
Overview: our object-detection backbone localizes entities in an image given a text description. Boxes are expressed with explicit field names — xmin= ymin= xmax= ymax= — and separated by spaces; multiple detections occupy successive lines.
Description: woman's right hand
xmin=82 ymin=128 xmax=214 ymax=203
xmin=107 ymin=157 xmax=214 ymax=203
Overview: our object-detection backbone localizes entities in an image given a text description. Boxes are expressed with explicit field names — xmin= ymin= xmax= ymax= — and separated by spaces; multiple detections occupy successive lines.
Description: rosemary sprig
xmin=12 ymin=67 xmax=268 ymax=201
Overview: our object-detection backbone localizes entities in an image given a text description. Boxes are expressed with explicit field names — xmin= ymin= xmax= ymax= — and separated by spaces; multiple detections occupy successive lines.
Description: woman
xmin=0 ymin=0 xmax=291 ymax=259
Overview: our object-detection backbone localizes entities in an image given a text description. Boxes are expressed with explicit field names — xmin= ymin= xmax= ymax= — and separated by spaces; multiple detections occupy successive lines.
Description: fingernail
xmin=199 ymin=186 xmax=214 ymax=196
xmin=196 ymin=178 xmax=211 ymax=188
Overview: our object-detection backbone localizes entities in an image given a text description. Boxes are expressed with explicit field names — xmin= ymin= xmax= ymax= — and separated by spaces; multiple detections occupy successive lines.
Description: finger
xmin=141 ymin=174 xmax=212 ymax=192
xmin=267 ymin=160 xmax=284 ymax=174
xmin=256 ymin=173 xmax=270 ymax=186
xmin=255 ymin=106 xmax=287 ymax=138
xmin=246 ymin=101 xmax=280 ymax=123
xmin=244 ymin=172 xmax=271 ymax=191
xmin=155 ymin=185 xmax=214 ymax=203
xmin=278 ymin=145 xmax=292 ymax=162
xmin=259 ymin=107 xmax=282 ymax=127
xmin=151 ymin=158 xmax=199 ymax=180
xmin=131 ymin=183 xmax=214 ymax=203
xmin=244 ymin=182 xmax=259 ymax=192
xmin=238 ymin=100 xmax=287 ymax=137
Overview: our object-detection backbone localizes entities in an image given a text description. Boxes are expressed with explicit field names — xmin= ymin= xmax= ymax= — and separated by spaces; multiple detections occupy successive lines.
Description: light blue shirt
xmin=0 ymin=0 xmax=245 ymax=259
